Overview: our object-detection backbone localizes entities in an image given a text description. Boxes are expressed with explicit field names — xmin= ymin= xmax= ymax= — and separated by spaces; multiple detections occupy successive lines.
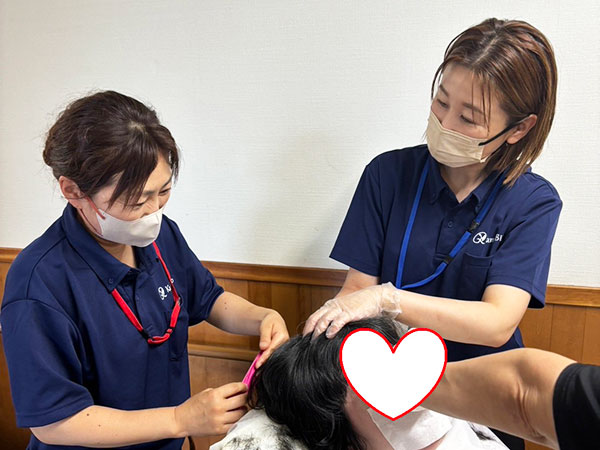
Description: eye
xmin=461 ymin=115 xmax=476 ymax=125
xmin=159 ymin=188 xmax=171 ymax=196
xmin=436 ymin=99 xmax=448 ymax=108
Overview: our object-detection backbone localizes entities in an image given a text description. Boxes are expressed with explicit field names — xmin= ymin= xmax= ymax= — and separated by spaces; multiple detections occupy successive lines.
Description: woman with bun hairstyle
xmin=1 ymin=91 xmax=289 ymax=449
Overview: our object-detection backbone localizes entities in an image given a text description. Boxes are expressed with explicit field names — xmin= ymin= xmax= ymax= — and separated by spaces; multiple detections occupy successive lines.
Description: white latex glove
xmin=302 ymin=282 xmax=403 ymax=338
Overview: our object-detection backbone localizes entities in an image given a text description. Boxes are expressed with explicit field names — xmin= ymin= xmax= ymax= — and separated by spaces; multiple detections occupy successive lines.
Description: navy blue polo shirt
xmin=331 ymin=145 xmax=562 ymax=361
xmin=1 ymin=204 xmax=224 ymax=449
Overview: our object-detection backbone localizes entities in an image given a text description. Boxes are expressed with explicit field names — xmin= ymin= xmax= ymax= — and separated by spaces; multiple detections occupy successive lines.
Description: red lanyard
xmin=110 ymin=242 xmax=181 ymax=345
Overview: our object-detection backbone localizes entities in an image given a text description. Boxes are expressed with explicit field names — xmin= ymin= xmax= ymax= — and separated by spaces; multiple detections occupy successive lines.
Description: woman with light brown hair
xmin=304 ymin=18 xmax=560 ymax=449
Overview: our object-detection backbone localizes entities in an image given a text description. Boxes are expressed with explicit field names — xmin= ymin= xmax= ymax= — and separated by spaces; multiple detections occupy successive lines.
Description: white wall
xmin=1 ymin=1 xmax=598 ymax=287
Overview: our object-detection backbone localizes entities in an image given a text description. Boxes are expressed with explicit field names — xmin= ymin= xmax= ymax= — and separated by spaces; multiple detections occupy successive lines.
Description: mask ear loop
xmin=478 ymin=114 xmax=533 ymax=146
xmin=86 ymin=197 xmax=106 ymax=220
xmin=75 ymin=196 xmax=106 ymax=237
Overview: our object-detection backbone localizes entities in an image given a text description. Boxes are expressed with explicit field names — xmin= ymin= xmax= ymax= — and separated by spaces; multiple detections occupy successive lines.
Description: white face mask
xmin=425 ymin=110 xmax=515 ymax=168
xmin=87 ymin=199 xmax=164 ymax=247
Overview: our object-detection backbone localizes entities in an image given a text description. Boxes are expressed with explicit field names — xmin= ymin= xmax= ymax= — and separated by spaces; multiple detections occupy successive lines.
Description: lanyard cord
xmin=395 ymin=162 xmax=505 ymax=290
xmin=110 ymin=242 xmax=181 ymax=345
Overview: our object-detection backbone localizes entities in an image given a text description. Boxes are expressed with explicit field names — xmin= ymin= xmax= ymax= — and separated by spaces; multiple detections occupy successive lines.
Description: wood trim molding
xmin=545 ymin=285 xmax=600 ymax=308
xmin=202 ymin=260 xmax=347 ymax=287
xmin=0 ymin=248 xmax=20 ymax=264
xmin=202 ymin=260 xmax=600 ymax=308
xmin=2 ymin=247 xmax=599 ymax=308
xmin=187 ymin=343 xmax=256 ymax=362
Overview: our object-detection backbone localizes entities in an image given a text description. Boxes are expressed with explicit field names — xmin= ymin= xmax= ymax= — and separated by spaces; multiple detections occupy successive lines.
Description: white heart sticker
xmin=340 ymin=327 xmax=447 ymax=420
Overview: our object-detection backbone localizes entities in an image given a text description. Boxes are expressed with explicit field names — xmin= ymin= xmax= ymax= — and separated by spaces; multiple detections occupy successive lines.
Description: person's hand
xmin=256 ymin=310 xmax=289 ymax=368
xmin=302 ymin=282 xmax=403 ymax=339
xmin=174 ymin=382 xmax=248 ymax=437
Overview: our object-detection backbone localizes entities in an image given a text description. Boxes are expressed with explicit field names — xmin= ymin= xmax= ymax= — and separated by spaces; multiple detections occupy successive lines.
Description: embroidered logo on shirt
xmin=473 ymin=232 xmax=503 ymax=245
xmin=157 ymin=279 xmax=174 ymax=301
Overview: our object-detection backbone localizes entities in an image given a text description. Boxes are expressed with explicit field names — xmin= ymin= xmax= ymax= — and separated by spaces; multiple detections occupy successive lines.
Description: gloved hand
xmin=302 ymin=282 xmax=403 ymax=339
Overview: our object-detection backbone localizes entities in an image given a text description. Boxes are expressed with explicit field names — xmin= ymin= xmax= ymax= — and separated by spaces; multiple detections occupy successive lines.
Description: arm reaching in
xmin=423 ymin=348 xmax=575 ymax=449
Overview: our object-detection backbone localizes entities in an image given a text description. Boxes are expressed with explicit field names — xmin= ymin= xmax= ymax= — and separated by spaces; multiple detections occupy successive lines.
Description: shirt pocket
xmin=457 ymin=252 xmax=493 ymax=301
xmin=166 ymin=304 xmax=189 ymax=361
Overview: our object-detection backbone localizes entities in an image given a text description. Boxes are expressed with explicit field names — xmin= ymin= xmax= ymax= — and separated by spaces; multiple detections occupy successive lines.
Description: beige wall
xmin=0 ymin=1 xmax=598 ymax=288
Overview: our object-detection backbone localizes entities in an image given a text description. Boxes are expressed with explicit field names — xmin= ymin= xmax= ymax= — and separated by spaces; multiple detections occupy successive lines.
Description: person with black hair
xmin=212 ymin=317 xmax=508 ymax=450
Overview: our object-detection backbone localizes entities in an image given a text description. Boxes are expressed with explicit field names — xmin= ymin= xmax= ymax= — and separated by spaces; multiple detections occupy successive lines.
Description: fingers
xmin=223 ymin=391 xmax=248 ymax=412
xmin=259 ymin=334 xmax=271 ymax=351
xmin=302 ymin=306 xmax=333 ymax=336
xmin=256 ymin=330 xmax=289 ymax=368
xmin=311 ymin=306 xmax=344 ymax=339
xmin=216 ymin=382 xmax=248 ymax=399
xmin=257 ymin=314 xmax=290 ymax=368
xmin=259 ymin=318 xmax=274 ymax=350
xmin=325 ymin=311 xmax=352 ymax=338
xmin=223 ymin=407 xmax=248 ymax=425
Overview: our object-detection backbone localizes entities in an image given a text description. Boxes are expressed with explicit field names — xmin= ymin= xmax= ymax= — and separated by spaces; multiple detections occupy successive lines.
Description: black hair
xmin=248 ymin=317 xmax=404 ymax=450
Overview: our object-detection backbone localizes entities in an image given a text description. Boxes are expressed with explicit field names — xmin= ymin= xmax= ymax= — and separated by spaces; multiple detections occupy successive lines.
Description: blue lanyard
xmin=395 ymin=162 xmax=505 ymax=290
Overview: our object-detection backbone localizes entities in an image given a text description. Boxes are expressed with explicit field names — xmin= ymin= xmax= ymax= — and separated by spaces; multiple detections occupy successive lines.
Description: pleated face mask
xmin=87 ymin=198 xmax=164 ymax=247
xmin=426 ymin=110 xmax=517 ymax=168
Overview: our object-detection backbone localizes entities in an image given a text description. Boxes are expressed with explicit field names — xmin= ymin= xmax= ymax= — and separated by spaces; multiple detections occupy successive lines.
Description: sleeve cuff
xmin=16 ymin=395 xmax=93 ymax=428
xmin=486 ymin=275 xmax=546 ymax=309
xmin=329 ymin=250 xmax=380 ymax=278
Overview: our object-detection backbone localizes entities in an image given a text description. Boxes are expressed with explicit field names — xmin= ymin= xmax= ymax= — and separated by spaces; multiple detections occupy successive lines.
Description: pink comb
xmin=242 ymin=351 xmax=264 ymax=388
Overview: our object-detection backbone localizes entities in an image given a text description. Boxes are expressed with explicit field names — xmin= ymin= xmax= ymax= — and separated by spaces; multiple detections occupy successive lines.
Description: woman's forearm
xmin=31 ymin=405 xmax=182 ymax=447
xmin=389 ymin=288 xmax=518 ymax=347
xmin=207 ymin=291 xmax=272 ymax=336
xmin=334 ymin=270 xmax=528 ymax=347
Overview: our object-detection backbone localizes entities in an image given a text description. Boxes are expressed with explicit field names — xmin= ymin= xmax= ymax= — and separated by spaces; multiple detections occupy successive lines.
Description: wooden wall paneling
xmin=582 ymin=307 xmax=600 ymax=365
xmin=217 ymin=278 xmax=249 ymax=299
xmin=297 ymin=285 xmax=314 ymax=325
xmin=549 ymin=305 xmax=587 ymax=361
xmin=309 ymin=285 xmax=339 ymax=315
xmin=247 ymin=280 xmax=272 ymax=309
xmin=269 ymin=282 xmax=300 ymax=336
xmin=519 ymin=305 xmax=554 ymax=350
xmin=1 ymin=262 xmax=11 ymax=303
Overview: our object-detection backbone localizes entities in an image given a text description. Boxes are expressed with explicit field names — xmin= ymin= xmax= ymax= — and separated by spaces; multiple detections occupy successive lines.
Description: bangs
xmin=431 ymin=60 xmax=496 ymax=129
xmin=106 ymin=122 xmax=179 ymax=208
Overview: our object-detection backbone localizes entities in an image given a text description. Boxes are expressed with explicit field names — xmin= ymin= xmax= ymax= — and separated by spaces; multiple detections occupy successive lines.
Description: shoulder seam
xmin=2 ymin=298 xmax=82 ymax=339
xmin=23 ymin=237 xmax=68 ymax=299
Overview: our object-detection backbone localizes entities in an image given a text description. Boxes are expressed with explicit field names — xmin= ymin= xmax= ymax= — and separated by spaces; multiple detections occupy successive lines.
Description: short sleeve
xmin=553 ymin=363 xmax=600 ymax=450
xmin=0 ymin=300 xmax=93 ymax=427
xmin=330 ymin=160 xmax=384 ymax=276
xmin=184 ymin=254 xmax=224 ymax=325
xmin=163 ymin=219 xmax=224 ymax=325
xmin=486 ymin=182 xmax=562 ymax=308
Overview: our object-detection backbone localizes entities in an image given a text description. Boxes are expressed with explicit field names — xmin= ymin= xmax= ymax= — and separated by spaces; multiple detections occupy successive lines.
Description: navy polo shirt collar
xmin=426 ymin=154 xmax=501 ymax=207
xmin=60 ymin=204 xmax=156 ymax=292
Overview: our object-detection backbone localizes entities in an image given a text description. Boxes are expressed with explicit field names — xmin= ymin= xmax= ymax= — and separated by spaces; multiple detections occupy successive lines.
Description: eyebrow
xmin=140 ymin=174 xmax=173 ymax=198
xmin=439 ymin=84 xmax=484 ymax=116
